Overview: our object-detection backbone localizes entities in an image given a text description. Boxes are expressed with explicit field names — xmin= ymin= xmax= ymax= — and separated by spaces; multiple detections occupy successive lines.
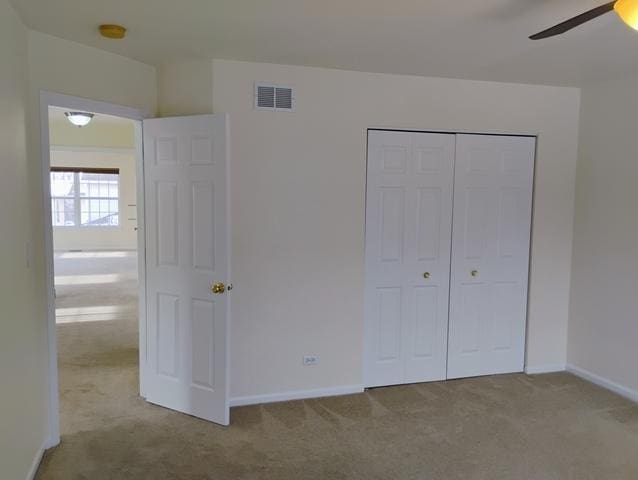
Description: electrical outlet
xmin=303 ymin=355 xmax=319 ymax=366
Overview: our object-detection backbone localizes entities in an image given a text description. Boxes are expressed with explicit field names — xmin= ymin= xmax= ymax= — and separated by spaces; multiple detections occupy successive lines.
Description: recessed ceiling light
xmin=99 ymin=24 xmax=127 ymax=39
xmin=65 ymin=112 xmax=95 ymax=128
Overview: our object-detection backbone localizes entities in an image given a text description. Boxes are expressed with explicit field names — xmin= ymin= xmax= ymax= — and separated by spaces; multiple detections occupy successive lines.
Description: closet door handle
xmin=471 ymin=270 xmax=479 ymax=278
xmin=423 ymin=272 xmax=430 ymax=279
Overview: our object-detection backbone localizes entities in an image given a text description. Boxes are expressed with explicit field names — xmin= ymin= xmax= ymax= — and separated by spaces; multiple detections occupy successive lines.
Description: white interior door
xmin=143 ymin=114 xmax=230 ymax=425
xmin=447 ymin=134 xmax=535 ymax=379
xmin=364 ymin=130 xmax=455 ymax=387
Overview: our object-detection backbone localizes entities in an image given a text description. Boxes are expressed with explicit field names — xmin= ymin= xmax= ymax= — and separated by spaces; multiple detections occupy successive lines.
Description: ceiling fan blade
xmin=529 ymin=1 xmax=616 ymax=40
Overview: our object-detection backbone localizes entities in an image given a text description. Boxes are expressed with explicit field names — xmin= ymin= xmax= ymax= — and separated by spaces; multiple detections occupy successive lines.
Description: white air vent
xmin=255 ymin=83 xmax=295 ymax=112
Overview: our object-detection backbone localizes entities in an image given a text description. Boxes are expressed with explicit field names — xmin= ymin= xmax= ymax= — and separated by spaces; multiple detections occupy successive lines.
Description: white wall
xmin=568 ymin=74 xmax=638 ymax=395
xmin=205 ymin=60 xmax=581 ymax=399
xmin=0 ymin=2 xmax=49 ymax=479
xmin=51 ymin=149 xmax=138 ymax=251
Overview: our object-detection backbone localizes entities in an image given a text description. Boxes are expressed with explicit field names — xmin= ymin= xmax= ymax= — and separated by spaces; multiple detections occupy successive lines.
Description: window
xmin=50 ymin=168 xmax=120 ymax=227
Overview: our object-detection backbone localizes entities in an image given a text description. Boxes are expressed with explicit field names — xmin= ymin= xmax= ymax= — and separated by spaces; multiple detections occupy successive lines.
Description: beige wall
xmin=158 ymin=60 xmax=213 ymax=117
xmin=51 ymin=149 xmax=138 ymax=251
xmin=0 ymin=1 xmax=50 ymax=478
xmin=204 ymin=60 xmax=581 ymax=398
xmin=568 ymin=75 xmax=638 ymax=394
xmin=28 ymin=31 xmax=157 ymax=115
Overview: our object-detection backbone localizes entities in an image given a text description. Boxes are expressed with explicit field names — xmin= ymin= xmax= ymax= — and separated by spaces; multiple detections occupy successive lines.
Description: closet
xmin=364 ymin=130 xmax=535 ymax=388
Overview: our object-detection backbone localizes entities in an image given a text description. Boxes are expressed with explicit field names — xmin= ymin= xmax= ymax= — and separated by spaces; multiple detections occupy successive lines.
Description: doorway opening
xmin=41 ymin=93 xmax=146 ymax=448
xmin=50 ymin=106 xmax=140 ymax=439
xmin=43 ymin=96 xmax=231 ymax=448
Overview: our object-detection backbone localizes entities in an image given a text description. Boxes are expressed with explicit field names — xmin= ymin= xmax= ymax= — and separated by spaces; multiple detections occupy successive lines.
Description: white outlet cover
xmin=303 ymin=355 xmax=319 ymax=366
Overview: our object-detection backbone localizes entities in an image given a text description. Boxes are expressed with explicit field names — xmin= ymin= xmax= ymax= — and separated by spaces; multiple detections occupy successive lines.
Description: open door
xmin=142 ymin=114 xmax=230 ymax=425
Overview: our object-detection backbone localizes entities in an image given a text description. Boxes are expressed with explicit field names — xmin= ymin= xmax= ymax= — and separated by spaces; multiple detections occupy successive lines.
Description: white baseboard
xmin=567 ymin=364 xmax=638 ymax=403
xmin=524 ymin=364 xmax=566 ymax=375
xmin=44 ymin=433 xmax=59 ymax=450
xmin=26 ymin=442 xmax=46 ymax=480
xmin=53 ymin=248 xmax=137 ymax=253
xmin=229 ymin=384 xmax=364 ymax=407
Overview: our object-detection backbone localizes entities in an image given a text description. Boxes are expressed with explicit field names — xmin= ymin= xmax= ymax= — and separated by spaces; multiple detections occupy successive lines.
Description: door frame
xmin=40 ymin=91 xmax=148 ymax=448
xmin=363 ymin=127 xmax=538 ymax=388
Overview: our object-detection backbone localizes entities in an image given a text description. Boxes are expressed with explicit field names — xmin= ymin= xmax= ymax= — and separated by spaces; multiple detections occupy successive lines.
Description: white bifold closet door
xmin=446 ymin=134 xmax=535 ymax=379
xmin=364 ymin=130 xmax=455 ymax=388
xmin=364 ymin=130 xmax=535 ymax=388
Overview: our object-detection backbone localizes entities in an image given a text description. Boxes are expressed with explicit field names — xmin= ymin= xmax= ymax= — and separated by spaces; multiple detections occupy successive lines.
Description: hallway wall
xmin=0 ymin=1 xmax=49 ymax=478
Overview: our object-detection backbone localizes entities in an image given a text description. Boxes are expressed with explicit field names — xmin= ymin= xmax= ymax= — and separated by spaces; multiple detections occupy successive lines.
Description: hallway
xmin=53 ymin=251 xmax=139 ymax=437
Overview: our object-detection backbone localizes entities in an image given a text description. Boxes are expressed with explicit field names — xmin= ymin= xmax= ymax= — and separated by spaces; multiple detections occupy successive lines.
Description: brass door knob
xmin=423 ymin=272 xmax=431 ymax=279
xmin=211 ymin=282 xmax=226 ymax=294
xmin=471 ymin=270 xmax=479 ymax=278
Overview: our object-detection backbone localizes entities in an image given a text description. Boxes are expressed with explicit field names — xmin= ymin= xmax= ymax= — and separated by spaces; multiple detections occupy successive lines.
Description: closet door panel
xmin=364 ymin=130 xmax=455 ymax=387
xmin=365 ymin=131 xmax=411 ymax=386
xmin=404 ymin=132 xmax=455 ymax=384
xmin=447 ymin=134 xmax=535 ymax=379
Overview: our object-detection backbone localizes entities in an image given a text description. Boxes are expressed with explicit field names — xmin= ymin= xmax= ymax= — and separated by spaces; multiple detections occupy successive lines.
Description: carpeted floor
xmin=37 ymin=252 xmax=638 ymax=479
xmin=53 ymin=250 xmax=138 ymax=318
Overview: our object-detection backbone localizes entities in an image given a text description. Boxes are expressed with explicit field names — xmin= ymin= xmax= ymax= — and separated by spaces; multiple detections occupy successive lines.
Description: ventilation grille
xmin=257 ymin=85 xmax=275 ymax=109
xmin=255 ymin=83 xmax=295 ymax=111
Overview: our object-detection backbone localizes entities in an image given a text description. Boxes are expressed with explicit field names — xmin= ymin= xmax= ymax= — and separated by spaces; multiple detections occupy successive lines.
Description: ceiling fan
xmin=530 ymin=0 xmax=638 ymax=39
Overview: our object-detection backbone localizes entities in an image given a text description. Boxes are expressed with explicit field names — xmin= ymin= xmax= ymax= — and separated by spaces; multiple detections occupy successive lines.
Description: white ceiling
xmin=11 ymin=0 xmax=638 ymax=86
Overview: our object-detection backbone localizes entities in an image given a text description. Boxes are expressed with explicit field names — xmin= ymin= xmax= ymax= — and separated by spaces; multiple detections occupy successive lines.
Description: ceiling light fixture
xmin=615 ymin=0 xmax=638 ymax=30
xmin=99 ymin=24 xmax=127 ymax=39
xmin=65 ymin=112 xmax=95 ymax=128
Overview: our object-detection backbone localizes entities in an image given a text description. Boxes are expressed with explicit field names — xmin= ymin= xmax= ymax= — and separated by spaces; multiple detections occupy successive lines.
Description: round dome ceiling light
xmin=65 ymin=112 xmax=95 ymax=128
xmin=99 ymin=24 xmax=127 ymax=39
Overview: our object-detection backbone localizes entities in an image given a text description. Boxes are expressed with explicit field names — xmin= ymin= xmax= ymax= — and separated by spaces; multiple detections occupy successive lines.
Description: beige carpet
xmin=38 ymin=253 xmax=638 ymax=479
xmin=53 ymin=250 xmax=138 ymax=317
